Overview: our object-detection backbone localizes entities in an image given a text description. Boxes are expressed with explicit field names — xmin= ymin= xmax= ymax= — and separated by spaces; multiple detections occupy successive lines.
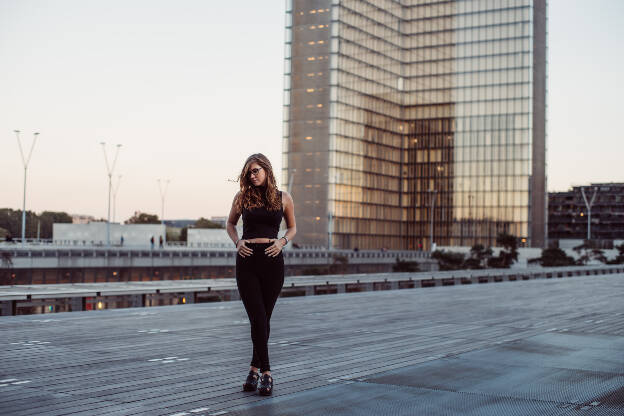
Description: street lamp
xmin=112 ymin=175 xmax=122 ymax=223
xmin=100 ymin=142 xmax=122 ymax=246
xmin=14 ymin=130 xmax=40 ymax=244
xmin=581 ymin=186 xmax=598 ymax=241
xmin=157 ymin=179 xmax=171 ymax=240
xmin=428 ymin=189 xmax=438 ymax=251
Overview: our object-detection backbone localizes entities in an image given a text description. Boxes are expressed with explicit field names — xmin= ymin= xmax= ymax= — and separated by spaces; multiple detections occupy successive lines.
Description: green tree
xmin=538 ymin=248 xmax=576 ymax=267
xmin=432 ymin=250 xmax=466 ymax=271
xmin=488 ymin=233 xmax=518 ymax=268
xmin=0 ymin=208 xmax=36 ymax=238
xmin=0 ymin=208 xmax=72 ymax=239
xmin=194 ymin=217 xmax=222 ymax=229
xmin=573 ymin=243 xmax=607 ymax=265
xmin=465 ymin=244 xmax=493 ymax=269
xmin=125 ymin=212 xmax=160 ymax=224
xmin=38 ymin=211 xmax=72 ymax=238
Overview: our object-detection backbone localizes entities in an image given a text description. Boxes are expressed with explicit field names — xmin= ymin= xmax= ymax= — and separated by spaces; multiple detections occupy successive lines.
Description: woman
xmin=226 ymin=153 xmax=296 ymax=396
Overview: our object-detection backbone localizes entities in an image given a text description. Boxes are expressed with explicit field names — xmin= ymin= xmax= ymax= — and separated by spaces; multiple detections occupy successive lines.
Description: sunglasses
xmin=248 ymin=167 xmax=263 ymax=177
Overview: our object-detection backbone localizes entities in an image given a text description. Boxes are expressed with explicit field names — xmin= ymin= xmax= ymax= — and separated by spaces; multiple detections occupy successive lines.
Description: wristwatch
xmin=281 ymin=236 xmax=289 ymax=245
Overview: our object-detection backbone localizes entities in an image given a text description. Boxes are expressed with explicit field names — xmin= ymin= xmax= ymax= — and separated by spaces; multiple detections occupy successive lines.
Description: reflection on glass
xmin=284 ymin=0 xmax=546 ymax=249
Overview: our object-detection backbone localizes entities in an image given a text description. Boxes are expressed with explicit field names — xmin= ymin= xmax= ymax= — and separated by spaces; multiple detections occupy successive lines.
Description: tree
xmin=573 ymin=243 xmax=607 ymax=265
xmin=0 ymin=208 xmax=37 ymax=238
xmin=488 ymin=233 xmax=518 ymax=268
xmin=125 ymin=212 xmax=160 ymax=224
xmin=432 ymin=250 xmax=465 ymax=271
xmin=38 ymin=211 xmax=72 ymax=238
xmin=193 ymin=217 xmax=222 ymax=229
xmin=0 ymin=208 xmax=72 ymax=239
xmin=538 ymin=248 xmax=575 ymax=267
xmin=465 ymin=244 xmax=493 ymax=269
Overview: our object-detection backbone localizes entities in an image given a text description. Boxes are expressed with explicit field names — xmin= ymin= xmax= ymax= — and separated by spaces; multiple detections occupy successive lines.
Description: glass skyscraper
xmin=283 ymin=0 xmax=547 ymax=250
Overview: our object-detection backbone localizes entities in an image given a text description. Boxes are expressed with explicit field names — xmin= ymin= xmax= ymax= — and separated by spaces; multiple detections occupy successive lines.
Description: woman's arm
xmin=226 ymin=192 xmax=241 ymax=246
xmin=227 ymin=192 xmax=253 ymax=257
xmin=265 ymin=191 xmax=297 ymax=257
xmin=281 ymin=191 xmax=297 ymax=243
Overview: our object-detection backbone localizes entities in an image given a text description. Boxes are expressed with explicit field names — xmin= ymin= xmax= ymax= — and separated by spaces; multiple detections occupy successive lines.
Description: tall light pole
xmin=100 ymin=142 xmax=122 ymax=246
xmin=14 ymin=130 xmax=40 ymax=244
xmin=581 ymin=186 xmax=598 ymax=241
xmin=112 ymin=175 xmax=122 ymax=223
xmin=157 ymin=179 xmax=171 ymax=240
xmin=428 ymin=189 xmax=438 ymax=251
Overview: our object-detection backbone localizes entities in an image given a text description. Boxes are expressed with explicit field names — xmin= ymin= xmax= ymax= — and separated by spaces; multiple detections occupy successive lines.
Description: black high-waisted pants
xmin=235 ymin=242 xmax=284 ymax=373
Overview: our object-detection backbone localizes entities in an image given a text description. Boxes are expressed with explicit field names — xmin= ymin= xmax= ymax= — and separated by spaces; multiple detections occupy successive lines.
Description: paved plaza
xmin=1 ymin=272 xmax=623 ymax=415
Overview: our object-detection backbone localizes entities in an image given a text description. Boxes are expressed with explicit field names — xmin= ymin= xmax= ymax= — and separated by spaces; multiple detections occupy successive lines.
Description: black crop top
xmin=241 ymin=191 xmax=284 ymax=239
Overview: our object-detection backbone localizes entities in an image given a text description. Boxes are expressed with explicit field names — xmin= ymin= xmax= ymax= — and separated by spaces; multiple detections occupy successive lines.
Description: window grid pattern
xmin=284 ymin=0 xmax=545 ymax=250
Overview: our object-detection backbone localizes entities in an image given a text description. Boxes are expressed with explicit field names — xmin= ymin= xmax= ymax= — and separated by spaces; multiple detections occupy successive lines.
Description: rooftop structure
xmin=1 ymin=271 xmax=622 ymax=414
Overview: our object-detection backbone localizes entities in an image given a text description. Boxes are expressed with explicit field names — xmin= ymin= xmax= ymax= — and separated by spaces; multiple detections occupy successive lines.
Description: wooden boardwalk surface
xmin=1 ymin=272 xmax=623 ymax=415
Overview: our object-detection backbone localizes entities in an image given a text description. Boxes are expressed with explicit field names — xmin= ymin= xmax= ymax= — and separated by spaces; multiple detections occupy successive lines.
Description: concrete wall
xmin=53 ymin=223 xmax=165 ymax=247
xmin=187 ymin=226 xmax=287 ymax=248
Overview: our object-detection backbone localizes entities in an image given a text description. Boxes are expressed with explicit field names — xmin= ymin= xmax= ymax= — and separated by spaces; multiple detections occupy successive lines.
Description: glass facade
xmin=284 ymin=0 xmax=547 ymax=250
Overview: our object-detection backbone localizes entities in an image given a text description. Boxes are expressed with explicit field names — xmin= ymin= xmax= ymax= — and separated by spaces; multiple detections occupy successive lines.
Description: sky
xmin=1 ymin=0 xmax=623 ymax=221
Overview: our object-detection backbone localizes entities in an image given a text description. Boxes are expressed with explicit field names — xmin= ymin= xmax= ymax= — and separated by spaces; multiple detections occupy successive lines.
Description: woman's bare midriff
xmin=244 ymin=238 xmax=275 ymax=244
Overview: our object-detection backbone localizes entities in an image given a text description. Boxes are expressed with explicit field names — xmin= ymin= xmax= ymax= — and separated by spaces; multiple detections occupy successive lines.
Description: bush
xmin=573 ymin=244 xmax=607 ymax=265
xmin=465 ymin=244 xmax=493 ymax=269
xmin=488 ymin=233 xmax=518 ymax=268
xmin=538 ymin=248 xmax=575 ymax=267
xmin=432 ymin=250 xmax=465 ymax=271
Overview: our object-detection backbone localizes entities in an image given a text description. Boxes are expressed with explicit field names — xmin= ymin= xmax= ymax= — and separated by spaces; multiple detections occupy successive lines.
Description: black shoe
xmin=258 ymin=373 xmax=273 ymax=396
xmin=243 ymin=370 xmax=259 ymax=391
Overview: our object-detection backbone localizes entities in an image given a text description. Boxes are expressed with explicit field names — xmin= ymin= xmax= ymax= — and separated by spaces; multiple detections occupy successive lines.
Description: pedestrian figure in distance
xmin=150 ymin=236 xmax=154 ymax=250
xmin=120 ymin=236 xmax=124 ymax=246
xmin=159 ymin=235 xmax=163 ymax=248
xmin=226 ymin=153 xmax=297 ymax=396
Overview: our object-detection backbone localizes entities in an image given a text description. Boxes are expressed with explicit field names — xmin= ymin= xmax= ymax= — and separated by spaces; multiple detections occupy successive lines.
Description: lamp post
xmin=581 ymin=186 xmax=598 ymax=241
xmin=428 ymin=189 xmax=438 ymax=251
xmin=157 ymin=179 xmax=171 ymax=241
xmin=14 ymin=130 xmax=40 ymax=244
xmin=112 ymin=175 xmax=122 ymax=223
xmin=100 ymin=142 xmax=122 ymax=246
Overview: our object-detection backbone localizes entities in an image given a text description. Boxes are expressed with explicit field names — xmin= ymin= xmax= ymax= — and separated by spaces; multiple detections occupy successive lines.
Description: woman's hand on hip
xmin=237 ymin=240 xmax=253 ymax=257
xmin=265 ymin=239 xmax=285 ymax=257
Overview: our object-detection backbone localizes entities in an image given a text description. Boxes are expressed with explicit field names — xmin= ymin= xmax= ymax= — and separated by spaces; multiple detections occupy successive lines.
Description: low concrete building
xmin=186 ymin=226 xmax=288 ymax=249
xmin=53 ymin=223 xmax=165 ymax=247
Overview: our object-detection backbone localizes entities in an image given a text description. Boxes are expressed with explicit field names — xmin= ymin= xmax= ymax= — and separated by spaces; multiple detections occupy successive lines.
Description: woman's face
xmin=248 ymin=162 xmax=267 ymax=187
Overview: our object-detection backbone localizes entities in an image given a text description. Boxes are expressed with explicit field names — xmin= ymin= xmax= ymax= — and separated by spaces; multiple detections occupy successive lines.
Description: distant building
xmin=210 ymin=216 xmax=228 ymax=228
xmin=71 ymin=214 xmax=95 ymax=224
xmin=549 ymin=183 xmax=624 ymax=245
xmin=53 ymin=223 xmax=165 ymax=247
xmin=187 ymin=225 xmax=285 ymax=249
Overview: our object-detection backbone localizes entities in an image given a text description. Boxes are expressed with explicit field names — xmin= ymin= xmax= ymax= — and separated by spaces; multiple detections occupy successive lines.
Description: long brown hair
xmin=235 ymin=153 xmax=281 ymax=212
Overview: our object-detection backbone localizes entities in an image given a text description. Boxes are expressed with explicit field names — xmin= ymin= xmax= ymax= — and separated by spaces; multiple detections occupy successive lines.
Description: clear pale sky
xmin=1 ymin=0 xmax=622 ymax=221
